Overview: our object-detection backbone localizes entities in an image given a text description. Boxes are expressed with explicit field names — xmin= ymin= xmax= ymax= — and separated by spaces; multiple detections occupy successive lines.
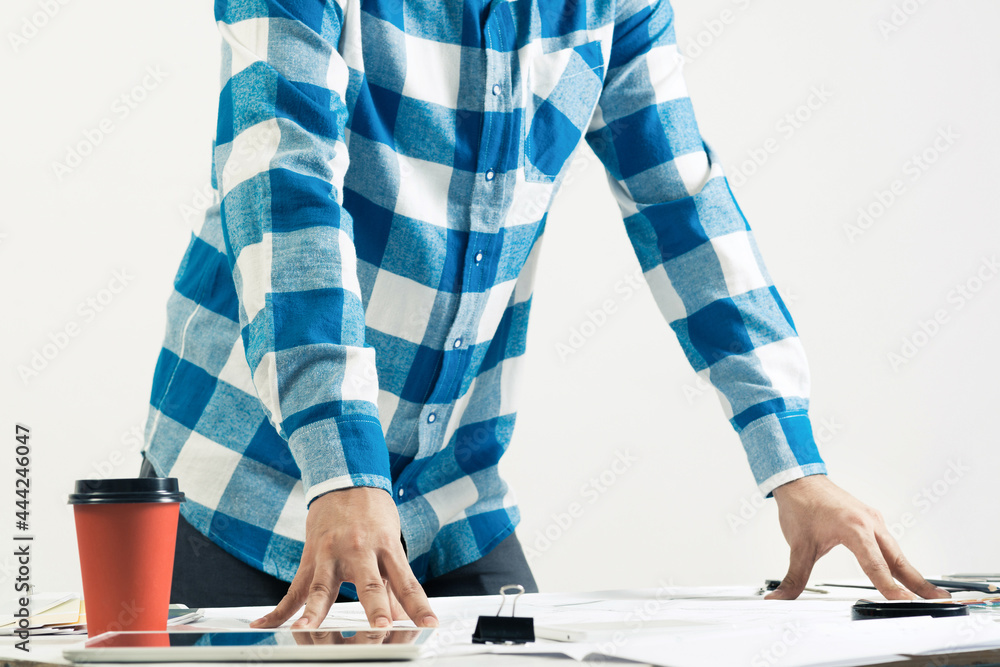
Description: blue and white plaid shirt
xmin=143 ymin=0 xmax=827 ymax=584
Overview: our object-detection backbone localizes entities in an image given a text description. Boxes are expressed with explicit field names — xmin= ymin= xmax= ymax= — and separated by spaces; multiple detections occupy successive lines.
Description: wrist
xmin=772 ymin=472 xmax=829 ymax=500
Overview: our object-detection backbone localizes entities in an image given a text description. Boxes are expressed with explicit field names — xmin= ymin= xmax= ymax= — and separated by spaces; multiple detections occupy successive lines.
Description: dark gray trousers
xmin=139 ymin=456 xmax=537 ymax=607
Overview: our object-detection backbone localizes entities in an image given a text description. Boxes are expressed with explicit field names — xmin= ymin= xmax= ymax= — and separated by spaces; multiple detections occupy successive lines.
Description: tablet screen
xmin=66 ymin=629 xmax=436 ymax=662
xmin=85 ymin=629 xmax=430 ymax=648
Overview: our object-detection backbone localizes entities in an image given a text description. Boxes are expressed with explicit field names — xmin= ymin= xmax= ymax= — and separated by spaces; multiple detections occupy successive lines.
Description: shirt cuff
xmin=738 ymin=411 xmax=828 ymax=498
xmin=286 ymin=416 xmax=392 ymax=507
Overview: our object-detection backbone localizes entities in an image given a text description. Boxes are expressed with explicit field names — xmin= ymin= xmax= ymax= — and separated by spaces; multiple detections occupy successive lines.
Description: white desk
xmin=4 ymin=587 xmax=1000 ymax=667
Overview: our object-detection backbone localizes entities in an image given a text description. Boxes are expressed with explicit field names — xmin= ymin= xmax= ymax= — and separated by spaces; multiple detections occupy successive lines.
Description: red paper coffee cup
xmin=69 ymin=478 xmax=184 ymax=637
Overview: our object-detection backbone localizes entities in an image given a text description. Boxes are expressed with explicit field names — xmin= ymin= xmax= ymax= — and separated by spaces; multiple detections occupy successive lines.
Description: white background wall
xmin=2 ymin=0 xmax=998 ymax=599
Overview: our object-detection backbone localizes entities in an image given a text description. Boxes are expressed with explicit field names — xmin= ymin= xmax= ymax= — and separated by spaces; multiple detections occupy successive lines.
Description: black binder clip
xmin=472 ymin=584 xmax=535 ymax=645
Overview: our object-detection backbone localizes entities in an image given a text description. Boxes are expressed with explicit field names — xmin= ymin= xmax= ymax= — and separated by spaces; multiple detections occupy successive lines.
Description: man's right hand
xmin=249 ymin=487 xmax=438 ymax=630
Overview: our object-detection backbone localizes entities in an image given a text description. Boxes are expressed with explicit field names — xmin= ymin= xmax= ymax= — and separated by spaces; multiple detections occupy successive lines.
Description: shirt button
xmin=485 ymin=169 xmax=495 ymax=181
xmin=398 ymin=488 xmax=405 ymax=498
xmin=492 ymin=83 xmax=501 ymax=96
xmin=427 ymin=412 xmax=437 ymax=423
xmin=474 ymin=251 xmax=484 ymax=263
xmin=453 ymin=338 xmax=463 ymax=349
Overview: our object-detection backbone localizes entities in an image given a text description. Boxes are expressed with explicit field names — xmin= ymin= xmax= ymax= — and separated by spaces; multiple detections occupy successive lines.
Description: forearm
xmin=215 ymin=0 xmax=391 ymax=497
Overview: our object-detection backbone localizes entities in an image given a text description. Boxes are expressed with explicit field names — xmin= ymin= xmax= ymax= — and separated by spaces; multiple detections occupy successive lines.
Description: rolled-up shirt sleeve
xmin=584 ymin=0 xmax=827 ymax=496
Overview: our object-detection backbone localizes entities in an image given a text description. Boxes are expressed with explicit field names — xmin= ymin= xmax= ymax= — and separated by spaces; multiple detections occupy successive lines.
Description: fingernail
xmin=375 ymin=617 xmax=391 ymax=628
xmin=934 ymin=587 xmax=952 ymax=598
xmin=422 ymin=615 xmax=439 ymax=628
xmin=249 ymin=618 xmax=265 ymax=627
xmin=292 ymin=617 xmax=308 ymax=628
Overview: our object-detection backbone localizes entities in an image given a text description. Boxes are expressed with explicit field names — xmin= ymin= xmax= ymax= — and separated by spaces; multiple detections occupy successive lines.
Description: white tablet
xmin=63 ymin=628 xmax=436 ymax=662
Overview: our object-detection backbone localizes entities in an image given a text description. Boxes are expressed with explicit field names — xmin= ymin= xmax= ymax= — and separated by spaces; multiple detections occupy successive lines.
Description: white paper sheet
xmin=26 ymin=587 xmax=1000 ymax=666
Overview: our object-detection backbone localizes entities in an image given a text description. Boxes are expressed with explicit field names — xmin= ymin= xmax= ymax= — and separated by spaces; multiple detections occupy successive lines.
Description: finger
xmin=387 ymin=629 xmax=417 ymax=645
xmin=844 ymin=530 xmax=914 ymax=600
xmin=874 ymin=529 xmax=951 ymax=599
xmin=387 ymin=586 xmax=408 ymax=621
xmin=295 ymin=560 xmax=342 ymax=628
xmin=765 ymin=547 xmax=817 ymax=600
xmin=382 ymin=550 xmax=438 ymax=627
xmin=357 ymin=630 xmax=389 ymax=645
xmin=309 ymin=631 xmax=333 ymax=644
xmin=250 ymin=568 xmax=312 ymax=628
xmin=351 ymin=558 xmax=394 ymax=628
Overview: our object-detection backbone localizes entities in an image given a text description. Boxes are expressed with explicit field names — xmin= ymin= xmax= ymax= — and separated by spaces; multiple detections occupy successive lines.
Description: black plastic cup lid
xmin=851 ymin=600 xmax=969 ymax=620
xmin=68 ymin=478 xmax=185 ymax=504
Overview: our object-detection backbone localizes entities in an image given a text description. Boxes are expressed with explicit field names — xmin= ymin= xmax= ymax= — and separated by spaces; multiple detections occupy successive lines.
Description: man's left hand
xmin=766 ymin=475 xmax=951 ymax=600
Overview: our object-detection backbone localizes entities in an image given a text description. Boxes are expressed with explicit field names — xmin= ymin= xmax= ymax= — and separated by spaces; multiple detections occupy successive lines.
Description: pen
xmin=943 ymin=573 xmax=1000 ymax=582
xmin=820 ymin=581 xmax=999 ymax=594
xmin=759 ymin=579 xmax=828 ymax=595
xmin=925 ymin=579 xmax=998 ymax=594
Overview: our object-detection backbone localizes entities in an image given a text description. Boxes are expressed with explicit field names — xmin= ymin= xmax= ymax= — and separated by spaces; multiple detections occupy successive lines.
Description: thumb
xmin=766 ymin=548 xmax=816 ymax=600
